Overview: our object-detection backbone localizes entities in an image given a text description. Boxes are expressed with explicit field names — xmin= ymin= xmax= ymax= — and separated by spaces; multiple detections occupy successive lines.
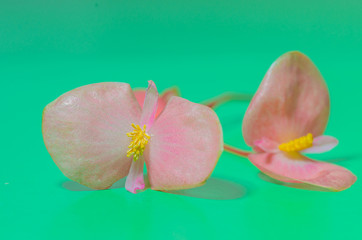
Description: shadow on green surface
xmin=165 ymin=177 xmax=246 ymax=200
xmin=323 ymin=155 xmax=361 ymax=163
xmin=258 ymin=172 xmax=333 ymax=192
xmin=62 ymin=178 xmax=127 ymax=191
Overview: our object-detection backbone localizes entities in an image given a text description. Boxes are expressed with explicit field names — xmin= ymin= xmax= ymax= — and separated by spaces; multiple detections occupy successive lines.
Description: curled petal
xmin=254 ymin=137 xmax=280 ymax=153
xmin=301 ymin=135 xmax=338 ymax=154
xmin=42 ymin=83 xmax=141 ymax=189
xmin=242 ymin=51 xmax=330 ymax=150
xmin=125 ymin=156 xmax=146 ymax=193
xmin=140 ymin=80 xmax=158 ymax=128
xmin=249 ymin=152 xmax=356 ymax=191
xmin=124 ymin=80 xmax=158 ymax=193
xmin=145 ymin=97 xmax=223 ymax=190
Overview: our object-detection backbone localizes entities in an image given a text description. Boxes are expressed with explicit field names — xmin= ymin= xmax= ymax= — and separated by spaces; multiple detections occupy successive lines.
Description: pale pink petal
xmin=125 ymin=156 xmax=146 ymax=193
xmin=242 ymin=51 xmax=330 ymax=150
xmin=139 ymin=80 xmax=158 ymax=128
xmin=42 ymin=82 xmax=141 ymax=189
xmin=124 ymin=81 xmax=158 ymax=193
xmin=249 ymin=152 xmax=356 ymax=191
xmin=144 ymin=97 xmax=223 ymax=190
xmin=254 ymin=163 xmax=301 ymax=183
xmin=134 ymin=86 xmax=179 ymax=117
xmin=254 ymin=137 xmax=280 ymax=153
xmin=301 ymin=135 xmax=338 ymax=154
xmin=133 ymin=89 xmax=147 ymax=107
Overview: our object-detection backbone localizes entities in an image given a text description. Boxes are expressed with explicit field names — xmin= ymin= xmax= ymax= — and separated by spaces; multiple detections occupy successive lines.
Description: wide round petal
xmin=144 ymin=97 xmax=223 ymax=190
xmin=134 ymin=86 xmax=179 ymax=117
xmin=249 ymin=152 xmax=356 ymax=191
xmin=301 ymin=135 xmax=338 ymax=154
xmin=242 ymin=51 xmax=330 ymax=149
xmin=42 ymin=82 xmax=141 ymax=189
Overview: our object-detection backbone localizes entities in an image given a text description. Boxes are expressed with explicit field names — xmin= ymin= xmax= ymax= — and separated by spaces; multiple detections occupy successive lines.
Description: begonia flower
xmin=241 ymin=51 xmax=356 ymax=191
xmin=42 ymin=81 xmax=223 ymax=193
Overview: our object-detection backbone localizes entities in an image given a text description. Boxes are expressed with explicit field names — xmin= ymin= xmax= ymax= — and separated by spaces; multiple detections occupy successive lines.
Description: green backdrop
xmin=1 ymin=1 xmax=361 ymax=239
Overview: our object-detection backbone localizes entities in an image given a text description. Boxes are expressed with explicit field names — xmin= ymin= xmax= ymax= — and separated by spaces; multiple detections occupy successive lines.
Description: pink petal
xmin=242 ymin=51 xmax=330 ymax=150
xmin=134 ymin=86 xmax=179 ymax=117
xmin=133 ymin=89 xmax=147 ymax=106
xmin=254 ymin=137 xmax=280 ymax=153
xmin=301 ymin=135 xmax=338 ymax=154
xmin=126 ymin=80 xmax=158 ymax=193
xmin=124 ymin=80 xmax=158 ymax=193
xmin=249 ymin=152 xmax=356 ymax=191
xmin=42 ymin=82 xmax=141 ymax=189
xmin=125 ymin=156 xmax=146 ymax=193
xmin=139 ymin=80 xmax=158 ymax=128
xmin=144 ymin=97 xmax=223 ymax=190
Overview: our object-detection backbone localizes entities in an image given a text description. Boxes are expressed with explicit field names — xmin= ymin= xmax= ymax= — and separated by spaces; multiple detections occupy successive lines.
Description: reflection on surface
xmin=47 ymin=187 xmax=217 ymax=239
xmin=147 ymin=191 xmax=216 ymax=239
xmin=243 ymin=183 xmax=330 ymax=240
xmin=47 ymin=190 xmax=148 ymax=239
xmin=258 ymin=172 xmax=333 ymax=192
xmin=166 ymin=177 xmax=246 ymax=200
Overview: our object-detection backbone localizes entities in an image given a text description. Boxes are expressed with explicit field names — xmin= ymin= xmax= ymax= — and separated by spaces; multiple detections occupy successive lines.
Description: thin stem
xmin=224 ymin=144 xmax=251 ymax=158
xmin=202 ymin=92 xmax=253 ymax=109
xmin=202 ymin=92 xmax=253 ymax=158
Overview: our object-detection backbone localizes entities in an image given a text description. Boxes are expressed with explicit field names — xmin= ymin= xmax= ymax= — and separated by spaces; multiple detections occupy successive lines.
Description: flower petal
xmin=254 ymin=137 xmax=280 ymax=153
xmin=125 ymin=156 xmax=146 ymax=193
xmin=42 ymin=82 xmax=141 ymax=189
xmin=134 ymin=86 xmax=179 ymax=117
xmin=139 ymin=80 xmax=158 ymax=128
xmin=242 ymin=51 xmax=330 ymax=149
xmin=301 ymin=135 xmax=338 ymax=154
xmin=249 ymin=152 xmax=356 ymax=191
xmin=133 ymin=89 xmax=147 ymax=106
xmin=124 ymin=80 xmax=158 ymax=193
xmin=145 ymin=97 xmax=223 ymax=190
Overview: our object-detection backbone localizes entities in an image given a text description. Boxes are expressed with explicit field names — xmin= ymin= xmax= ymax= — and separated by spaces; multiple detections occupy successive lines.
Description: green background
xmin=1 ymin=1 xmax=361 ymax=239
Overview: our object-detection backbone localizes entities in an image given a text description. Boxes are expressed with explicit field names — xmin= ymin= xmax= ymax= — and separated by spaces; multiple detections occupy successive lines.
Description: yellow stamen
xmin=278 ymin=133 xmax=313 ymax=152
xmin=126 ymin=124 xmax=150 ymax=161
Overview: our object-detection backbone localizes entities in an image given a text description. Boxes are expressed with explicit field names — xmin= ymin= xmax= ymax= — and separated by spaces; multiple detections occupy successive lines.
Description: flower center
xmin=278 ymin=133 xmax=313 ymax=152
xmin=126 ymin=124 xmax=150 ymax=161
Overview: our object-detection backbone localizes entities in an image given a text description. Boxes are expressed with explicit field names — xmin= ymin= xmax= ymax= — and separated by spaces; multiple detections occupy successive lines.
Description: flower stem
xmin=202 ymin=92 xmax=253 ymax=158
xmin=202 ymin=92 xmax=253 ymax=109
xmin=224 ymin=144 xmax=251 ymax=158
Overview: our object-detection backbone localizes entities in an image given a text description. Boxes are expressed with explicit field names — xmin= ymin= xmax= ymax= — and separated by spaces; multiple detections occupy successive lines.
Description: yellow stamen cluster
xmin=278 ymin=133 xmax=313 ymax=152
xmin=126 ymin=124 xmax=150 ymax=161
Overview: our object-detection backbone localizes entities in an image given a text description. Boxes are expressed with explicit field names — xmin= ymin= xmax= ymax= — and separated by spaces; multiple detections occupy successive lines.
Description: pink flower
xmin=242 ymin=51 xmax=356 ymax=191
xmin=42 ymin=81 xmax=223 ymax=193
